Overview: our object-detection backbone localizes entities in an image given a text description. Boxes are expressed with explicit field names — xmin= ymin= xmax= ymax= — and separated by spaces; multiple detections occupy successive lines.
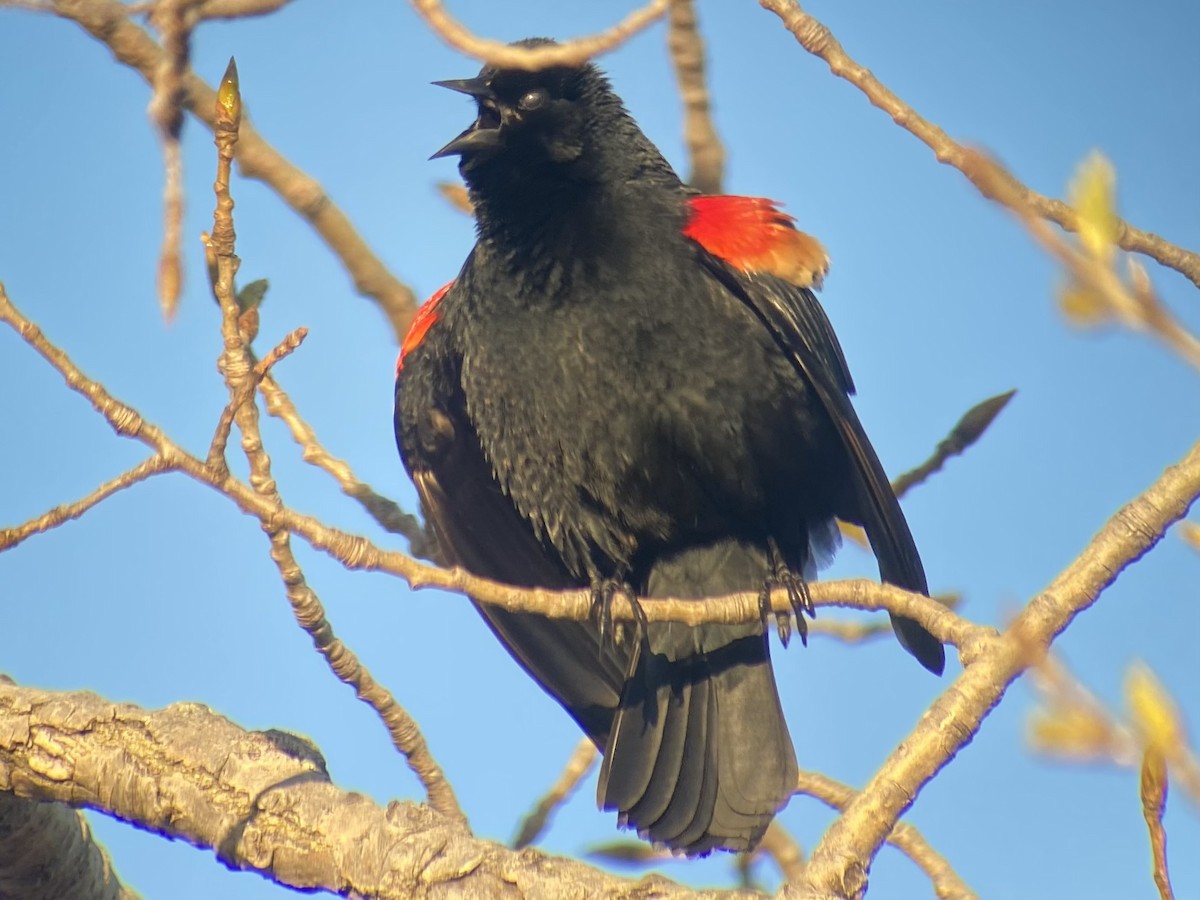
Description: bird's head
xmin=431 ymin=39 xmax=598 ymax=178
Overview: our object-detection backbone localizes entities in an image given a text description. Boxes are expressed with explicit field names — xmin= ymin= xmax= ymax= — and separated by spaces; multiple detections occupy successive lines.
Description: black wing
xmin=396 ymin=357 xmax=630 ymax=744
xmin=697 ymin=251 xmax=945 ymax=675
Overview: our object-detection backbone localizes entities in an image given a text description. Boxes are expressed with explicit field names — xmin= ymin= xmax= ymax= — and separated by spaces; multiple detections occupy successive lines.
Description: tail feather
xmin=597 ymin=541 xmax=798 ymax=855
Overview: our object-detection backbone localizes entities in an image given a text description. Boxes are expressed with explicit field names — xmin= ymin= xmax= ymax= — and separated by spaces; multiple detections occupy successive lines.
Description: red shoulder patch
xmin=396 ymin=281 xmax=453 ymax=376
xmin=683 ymin=196 xmax=829 ymax=289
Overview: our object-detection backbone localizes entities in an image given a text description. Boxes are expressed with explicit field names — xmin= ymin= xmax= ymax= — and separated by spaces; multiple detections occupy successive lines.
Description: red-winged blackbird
xmin=395 ymin=39 xmax=943 ymax=856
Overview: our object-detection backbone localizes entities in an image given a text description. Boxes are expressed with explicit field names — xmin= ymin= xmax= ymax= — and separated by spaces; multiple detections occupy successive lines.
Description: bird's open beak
xmin=430 ymin=123 xmax=504 ymax=160
xmin=432 ymin=77 xmax=494 ymax=99
xmin=430 ymin=77 xmax=504 ymax=160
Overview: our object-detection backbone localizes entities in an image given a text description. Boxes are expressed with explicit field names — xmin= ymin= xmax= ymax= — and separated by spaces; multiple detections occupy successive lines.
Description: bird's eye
xmin=518 ymin=89 xmax=548 ymax=112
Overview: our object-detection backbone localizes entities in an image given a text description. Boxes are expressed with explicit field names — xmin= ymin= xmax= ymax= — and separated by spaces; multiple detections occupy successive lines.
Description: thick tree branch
xmin=0 ymin=683 xmax=755 ymax=899
xmin=0 ymin=777 xmax=139 ymax=900
xmin=792 ymin=438 xmax=1200 ymax=898
xmin=794 ymin=771 xmax=975 ymax=900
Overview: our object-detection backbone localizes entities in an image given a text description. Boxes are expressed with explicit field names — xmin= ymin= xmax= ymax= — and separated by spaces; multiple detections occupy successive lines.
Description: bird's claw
xmin=764 ymin=545 xmax=814 ymax=648
xmin=590 ymin=578 xmax=648 ymax=660
xmin=760 ymin=583 xmax=793 ymax=647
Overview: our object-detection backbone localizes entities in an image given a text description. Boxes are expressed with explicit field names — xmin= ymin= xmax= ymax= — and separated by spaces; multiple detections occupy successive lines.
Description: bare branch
xmin=47 ymin=0 xmax=418 ymax=340
xmin=0 ymin=455 xmax=171 ymax=552
xmin=207 ymin=326 xmax=308 ymax=472
xmin=0 ymin=284 xmax=972 ymax=654
xmin=1140 ymin=748 xmax=1175 ymax=900
xmin=758 ymin=820 xmax=806 ymax=884
xmin=205 ymin=67 xmax=465 ymax=823
xmin=666 ymin=0 xmax=724 ymax=193
xmin=194 ymin=0 xmax=296 ymax=19
xmin=794 ymin=771 xmax=976 ymax=900
xmin=411 ymin=0 xmax=668 ymax=70
xmin=963 ymin=153 xmax=1200 ymax=371
xmin=258 ymin=374 xmax=438 ymax=558
xmin=892 ymin=390 xmax=1016 ymax=498
xmin=435 ymin=180 xmax=474 ymax=216
xmin=793 ymin=439 xmax=1200 ymax=898
xmin=758 ymin=0 xmax=1200 ymax=291
xmin=144 ymin=0 xmax=197 ymax=319
xmin=513 ymin=737 xmax=598 ymax=849
xmin=0 ymin=789 xmax=140 ymax=900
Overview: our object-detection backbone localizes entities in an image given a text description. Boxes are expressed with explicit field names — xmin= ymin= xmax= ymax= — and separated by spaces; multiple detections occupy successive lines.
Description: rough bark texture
xmin=0 ymin=683 xmax=757 ymax=898
xmin=0 ymin=789 xmax=138 ymax=900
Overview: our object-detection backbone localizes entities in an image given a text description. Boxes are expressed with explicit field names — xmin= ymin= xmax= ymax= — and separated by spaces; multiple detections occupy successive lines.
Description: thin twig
xmin=0 ymin=455 xmax=172 ymax=552
xmin=963 ymin=152 xmax=1200 ymax=371
xmin=47 ymin=0 xmax=418 ymax=340
xmin=758 ymin=821 xmax=806 ymax=884
xmin=794 ymin=770 xmax=976 ymax=900
xmin=258 ymin=374 xmax=437 ymax=558
xmin=512 ymin=737 xmax=599 ymax=849
xmin=205 ymin=63 xmax=464 ymax=823
xmin=810 ymin=594 xmax=960 ymax=646
xmin=435 ymin=181 xmax=474 ymax=217
xmin=145 ymin=0 xmax=196 ymax=320
xmin=411 ymin=0 xmax=668 ymax=70
xmin=892 ymin=390 xmax=1016 ymax=498
xmin=842 ymin=389 xmax=1015 ymax=551
xmin=666 ymin=0 xmax=724 ymax=194
xmin=207 ymin=326 xmax=308 ymax=472
xmin=1140 ymin=748 xmax=1175 ymax=900
xmin=195 ymin=0 xmax=295 ymax=19
xmin=0 ymin=281 xmax=982 ymax=653
xmin=758 ymin=0 xmax=1200 ymax=291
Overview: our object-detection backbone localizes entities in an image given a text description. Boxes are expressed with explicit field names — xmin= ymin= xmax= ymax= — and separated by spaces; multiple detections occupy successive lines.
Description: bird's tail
xmin=597 ymin=539 xmax=797 ymax=855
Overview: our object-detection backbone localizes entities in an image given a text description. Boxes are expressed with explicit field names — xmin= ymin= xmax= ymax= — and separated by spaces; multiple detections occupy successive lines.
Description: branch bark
xmin=0 ymin=788 xmax=139 ymax=900
xmin=758 ymin=0 xmax=1200 ymax=291
xmin=48 ymin=0 xmax=418 ymax=340
xmin=0 ymin=683 xmax=755 ymax=899
xmin=790 ymin=438 xmax=1200 ymax=898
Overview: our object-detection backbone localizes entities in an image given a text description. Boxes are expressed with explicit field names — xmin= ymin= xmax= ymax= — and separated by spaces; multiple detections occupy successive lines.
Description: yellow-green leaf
xmin=1058 ymin=282 xmax=1111 ymax=327
xmin=1068 ymin=151 xmax=1119 ymax=262
xmin=1028 ymin=705 xmax=1112 ymax=759
xmin=1180 ymin=521 xmax=1200 ymax=551
xmin=1126 ymin=662 xmax=1184 ymax=754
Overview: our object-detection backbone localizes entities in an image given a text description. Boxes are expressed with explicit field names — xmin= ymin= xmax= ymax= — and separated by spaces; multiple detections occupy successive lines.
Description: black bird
xmin=394 ymin=39 xmax=943 ymax=856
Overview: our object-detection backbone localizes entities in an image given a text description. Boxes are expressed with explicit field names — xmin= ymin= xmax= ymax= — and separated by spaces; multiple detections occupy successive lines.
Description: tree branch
xmin=0 ymin=766 xmax=139 ymax=900
xmin=794 ymin=771 xmax=975 ymax=900
xmin=0 ymin=456 xmax=171 ymax=552
xmin=411 ymin=0 xmax=668 ymax=70
xmin=666 ymin=0 xmax=724 ymax=193
xmin=0 ymin=281 xmax=982 ymax=655
xmin=0 ymin=683 xmax=755 ymax=899
xmin=758 ymin=0 xmax=1200 ymax=291
xmin=793 ymin=438 xmax=1200 ymax=898
xmin=206 ymin=65 xmax=464 ymax=823
xmin=46 ymin=0 xmax=418 ymax=340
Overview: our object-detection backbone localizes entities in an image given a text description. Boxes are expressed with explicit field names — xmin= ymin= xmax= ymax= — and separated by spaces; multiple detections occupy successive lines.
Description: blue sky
xmin=1 ymin=1 xmax=1198 ymax=897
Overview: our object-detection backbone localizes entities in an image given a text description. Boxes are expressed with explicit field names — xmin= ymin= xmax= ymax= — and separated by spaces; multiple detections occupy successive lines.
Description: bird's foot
xmin=589 ymin=578 xmax=648 ymax=659
xmin=764 ymin=545 xmax=814 ymax=648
